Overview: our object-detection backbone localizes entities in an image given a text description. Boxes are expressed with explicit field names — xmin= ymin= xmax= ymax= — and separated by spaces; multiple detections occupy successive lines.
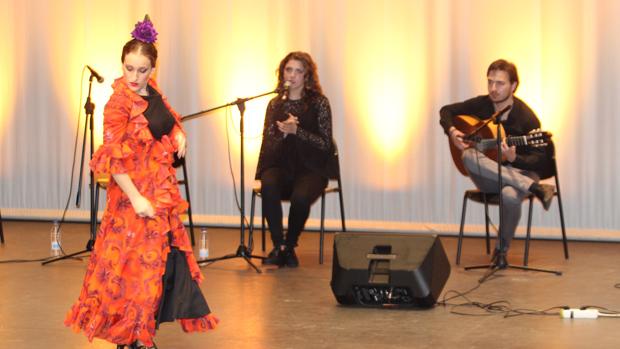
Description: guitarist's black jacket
xmin=440 ymin=95 xmax=554 ymax=179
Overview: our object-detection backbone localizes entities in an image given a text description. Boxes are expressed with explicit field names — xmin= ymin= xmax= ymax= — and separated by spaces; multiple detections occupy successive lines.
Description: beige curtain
xmin=0 ymin=0 xmax=618 ymax=240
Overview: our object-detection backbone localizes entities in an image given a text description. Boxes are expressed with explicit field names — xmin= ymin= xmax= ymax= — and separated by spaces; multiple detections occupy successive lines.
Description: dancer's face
xmin=123 ymin=51 xmax=154 ymax=96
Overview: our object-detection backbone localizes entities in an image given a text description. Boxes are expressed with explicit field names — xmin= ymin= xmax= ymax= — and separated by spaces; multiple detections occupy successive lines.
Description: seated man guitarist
xmin=439 ymin=59 xmax=555 ymax=268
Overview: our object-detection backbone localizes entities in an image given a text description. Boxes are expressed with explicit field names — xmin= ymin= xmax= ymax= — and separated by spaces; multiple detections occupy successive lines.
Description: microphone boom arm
xmin=181 ymin=89 xmax=277 ymax=123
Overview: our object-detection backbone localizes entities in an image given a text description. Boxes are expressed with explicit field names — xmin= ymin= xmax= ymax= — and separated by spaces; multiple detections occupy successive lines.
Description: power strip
xmin=560 ymin=308 xmax=599 ymax=319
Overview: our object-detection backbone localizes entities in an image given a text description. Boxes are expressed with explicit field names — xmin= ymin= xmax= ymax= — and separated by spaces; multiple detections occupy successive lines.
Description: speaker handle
xmin=366 ymin=253 xmax=397 ymax=260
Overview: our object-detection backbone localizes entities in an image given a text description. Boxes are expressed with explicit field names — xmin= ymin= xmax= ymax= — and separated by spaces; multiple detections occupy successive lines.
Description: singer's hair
xmin=276 ymin=51 xmax=323 ymax=96
xmin=121 ymin=39 xmax=158 ymax=67
xmin=487 ymin=59 xmax=519 ymax=91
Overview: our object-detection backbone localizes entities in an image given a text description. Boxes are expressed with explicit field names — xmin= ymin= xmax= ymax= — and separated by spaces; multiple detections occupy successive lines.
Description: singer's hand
xmin=449 ymin=127 xmax=469 ymax=150
xmin=175 ymin=133 xmax=187 ymax=158
xmin=131 ymin=195 xmax=155 ymax=218
xmin=501 ymin=140 xmax=517 ymax=162
xmin=277 ymin=113 xmax=299 ymax=135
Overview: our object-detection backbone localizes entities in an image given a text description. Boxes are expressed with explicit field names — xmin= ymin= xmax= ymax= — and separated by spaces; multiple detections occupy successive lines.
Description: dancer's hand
xmin=131 ymin=195 xmax=155 ymax=218
xmin=175 ymin=133 xmax=187 ymax=158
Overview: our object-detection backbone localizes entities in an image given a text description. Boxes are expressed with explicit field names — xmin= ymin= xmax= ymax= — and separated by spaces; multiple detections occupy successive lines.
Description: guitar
xmin=449 ymin=115 xmax=551 ymax=176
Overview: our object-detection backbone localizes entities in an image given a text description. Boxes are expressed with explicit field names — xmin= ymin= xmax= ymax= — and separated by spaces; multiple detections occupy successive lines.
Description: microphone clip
xmin=86 ymin=65 xmax=104 ymax=83
xmin=280 ymin=81 xmax=291 ymax=100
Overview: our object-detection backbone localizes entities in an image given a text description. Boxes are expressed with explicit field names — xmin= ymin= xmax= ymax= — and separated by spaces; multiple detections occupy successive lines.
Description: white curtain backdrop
xmin=1 ymin=0 xmax=618 ymax=240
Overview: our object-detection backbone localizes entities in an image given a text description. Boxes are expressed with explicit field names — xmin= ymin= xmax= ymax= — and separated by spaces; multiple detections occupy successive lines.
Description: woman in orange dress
xmin=65 ymin=15 xmax=217 ymax=349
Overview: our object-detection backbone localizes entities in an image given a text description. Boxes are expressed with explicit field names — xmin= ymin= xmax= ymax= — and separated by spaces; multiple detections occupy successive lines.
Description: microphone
xmin=492 ymin=104 xmax=512 ymax=123
xmin=281 ymin=81 xmax=291 ymax=100
xmin=86 ymin=65 xmax=104 ymax=83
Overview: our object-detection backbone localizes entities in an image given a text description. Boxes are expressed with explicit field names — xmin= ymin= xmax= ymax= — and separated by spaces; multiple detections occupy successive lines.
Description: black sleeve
xmin=507 ymin=101 xmax=552 ymax=176
xmin=439 ymin=95 xmax=490 ymax=135
xmin=262 ymin=100 xmax=282 ymax=137
xmin=296 ymin=95 xmax=333 ymax=152
xmin=510 ymin=112 xmax=546 ymax=171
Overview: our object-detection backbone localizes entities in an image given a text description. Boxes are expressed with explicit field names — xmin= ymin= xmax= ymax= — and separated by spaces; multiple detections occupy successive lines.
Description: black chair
xmin=0 ymin=209 xmax=5 ymax=244
xmin=94 ymin=159 xmax=196 ymax=245
xmin=455 ymin=141 xmax=568 ymax=266
xmin=249 ymin=142 xmax=346 ymax=264
xmin=175 ymin=158 xmax=196 ymax=246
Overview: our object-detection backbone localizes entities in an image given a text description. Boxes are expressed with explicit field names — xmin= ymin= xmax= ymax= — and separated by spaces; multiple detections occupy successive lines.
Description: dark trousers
xmin=260 ymin=167 xmax=328 ymax=248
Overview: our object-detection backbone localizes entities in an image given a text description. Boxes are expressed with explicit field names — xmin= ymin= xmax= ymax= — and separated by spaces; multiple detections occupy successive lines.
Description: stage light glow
xmin=197 ymin=1 xmax=296 ymax=182
xmin=44 ymin=2 xmax=127 ymax=149
xmin=463 ymin=0 xmax=576 ymax=147
xmin=538 ymin=1 xmax=581 ymax=147
xmin=0 ymin=4 xmax=16 ymax=164
xmin=343 ymin=0 xmax=429 ymax=189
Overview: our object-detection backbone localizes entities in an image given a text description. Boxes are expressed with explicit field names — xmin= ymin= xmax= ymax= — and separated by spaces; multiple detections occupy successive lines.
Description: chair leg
xmin=92 ymin=183 xmax=100 ymax=239
xmin=483 ymin=195 xmax=490 ymax=255
xmin=556 ymin=191 xmax=569 ymax=260
xmin=337 ymin=186 xmax=346 ymax=232
xmin=320 ymin=193 xmax=326 ymax=264
xmin=249 ymin=191 xmax=257 ymax=252
xmin=181 ymin=161 xmax=196 ymax=246
xmin=186 ymin=205 xmax=196 ymax=247
xmin=0 ymin=209 xmax=5 ymax=244
xmin=456 ymin=193 xmax=469 ymax=265
xmin=261 ymin=217 xmax=267 ymax=252
xmin=523 ymin=197 xmax=534 ymax=266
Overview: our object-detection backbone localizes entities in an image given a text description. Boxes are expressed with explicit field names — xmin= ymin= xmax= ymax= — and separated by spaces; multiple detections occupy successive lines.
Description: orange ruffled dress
xmin=65 ymin=78 xmax=217 ymax=346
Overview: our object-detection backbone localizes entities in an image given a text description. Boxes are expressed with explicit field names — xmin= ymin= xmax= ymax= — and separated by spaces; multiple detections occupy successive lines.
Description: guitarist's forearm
xmin=439 ymin=96 xmax=488 ymax=135
xmin=439 ymin=107 xmax=455 ymax=135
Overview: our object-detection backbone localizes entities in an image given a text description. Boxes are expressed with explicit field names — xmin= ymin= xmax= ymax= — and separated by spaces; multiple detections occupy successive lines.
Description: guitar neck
xmin=477 ymin=136 xmax=530 ymax=151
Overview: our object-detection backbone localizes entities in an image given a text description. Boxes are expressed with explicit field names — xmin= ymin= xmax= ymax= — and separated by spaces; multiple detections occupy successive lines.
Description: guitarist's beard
xmin=490 ymin=92 xmax=513 ymax=106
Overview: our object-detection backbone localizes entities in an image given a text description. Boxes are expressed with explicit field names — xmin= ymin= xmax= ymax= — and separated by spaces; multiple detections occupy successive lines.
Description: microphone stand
xmin=182 ymin=90 xmax=276 ymax=273
xmin=43 ymin=73 xmax=98 ymax=265
xmin=462 ymin=107 xmax=561 ymax=282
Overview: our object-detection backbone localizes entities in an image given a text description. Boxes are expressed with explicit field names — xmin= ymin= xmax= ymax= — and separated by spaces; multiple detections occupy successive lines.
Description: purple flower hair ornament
xmin=131 ymin=14 xmax=158 ymax=43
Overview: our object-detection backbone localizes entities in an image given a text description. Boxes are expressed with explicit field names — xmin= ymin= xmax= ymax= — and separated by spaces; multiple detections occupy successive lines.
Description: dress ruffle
xmin=180 ymin=314 xmax=220 ymax=332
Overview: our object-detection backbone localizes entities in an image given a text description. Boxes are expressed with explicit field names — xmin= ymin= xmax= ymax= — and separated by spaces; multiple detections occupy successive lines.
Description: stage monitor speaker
xmin=330 ymin=232 xmax=450 ymax=308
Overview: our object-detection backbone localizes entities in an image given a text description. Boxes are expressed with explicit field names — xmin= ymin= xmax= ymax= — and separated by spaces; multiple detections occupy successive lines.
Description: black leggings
xmin=260 ymin=167 xmax=327 ymax=248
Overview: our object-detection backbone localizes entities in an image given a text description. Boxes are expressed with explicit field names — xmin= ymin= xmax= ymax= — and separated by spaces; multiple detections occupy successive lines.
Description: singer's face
xmin=487 ymin=70 xmax=516 ymax=104
xmin=283 ymin=59 xmax=306 ymax=91
xmin=123 ymin=51 xmax=154 ymax=96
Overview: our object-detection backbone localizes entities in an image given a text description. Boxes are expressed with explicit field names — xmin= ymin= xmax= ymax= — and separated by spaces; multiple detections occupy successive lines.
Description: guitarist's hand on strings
xmin=501 ymin=140 xmax=517 ymax=162
xmin=449 ymin=126 xmax=469 ymax=150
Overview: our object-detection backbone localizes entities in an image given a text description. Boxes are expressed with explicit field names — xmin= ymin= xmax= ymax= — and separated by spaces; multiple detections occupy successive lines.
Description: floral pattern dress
xmin=65 ymin=78 xmax=217 ymax=346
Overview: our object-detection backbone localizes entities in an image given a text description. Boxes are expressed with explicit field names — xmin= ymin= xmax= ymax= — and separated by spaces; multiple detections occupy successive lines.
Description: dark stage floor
xmin=0 ymin=221 xmax=619 ymax=348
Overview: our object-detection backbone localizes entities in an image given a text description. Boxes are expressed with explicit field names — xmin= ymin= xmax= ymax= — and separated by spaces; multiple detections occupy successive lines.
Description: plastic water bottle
xmin=50 ymin=220 xmax=61 ymax=256
xmin=199 ymin=227 xmax=209 ymax=259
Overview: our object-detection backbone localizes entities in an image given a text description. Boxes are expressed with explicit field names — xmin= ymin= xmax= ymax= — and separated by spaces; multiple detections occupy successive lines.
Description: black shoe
xmin=284 ymin=247 xmax=299 ymax=268
xmin=529 ymin=183 xmax=555 ymax=211
xmin=491 ymin=249 xmax=509 ymax=269
xmin=129 ymin=341 xmax=157 ymax=349
xmin=496 ymin=252 xmax=508 ymax=269
xmin=262 ymin=247 xmax=285 ymax=266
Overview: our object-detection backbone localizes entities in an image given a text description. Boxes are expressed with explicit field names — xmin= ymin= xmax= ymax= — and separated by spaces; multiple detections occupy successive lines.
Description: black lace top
xmin=255 ymin=93 xmax=337 ymax=179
